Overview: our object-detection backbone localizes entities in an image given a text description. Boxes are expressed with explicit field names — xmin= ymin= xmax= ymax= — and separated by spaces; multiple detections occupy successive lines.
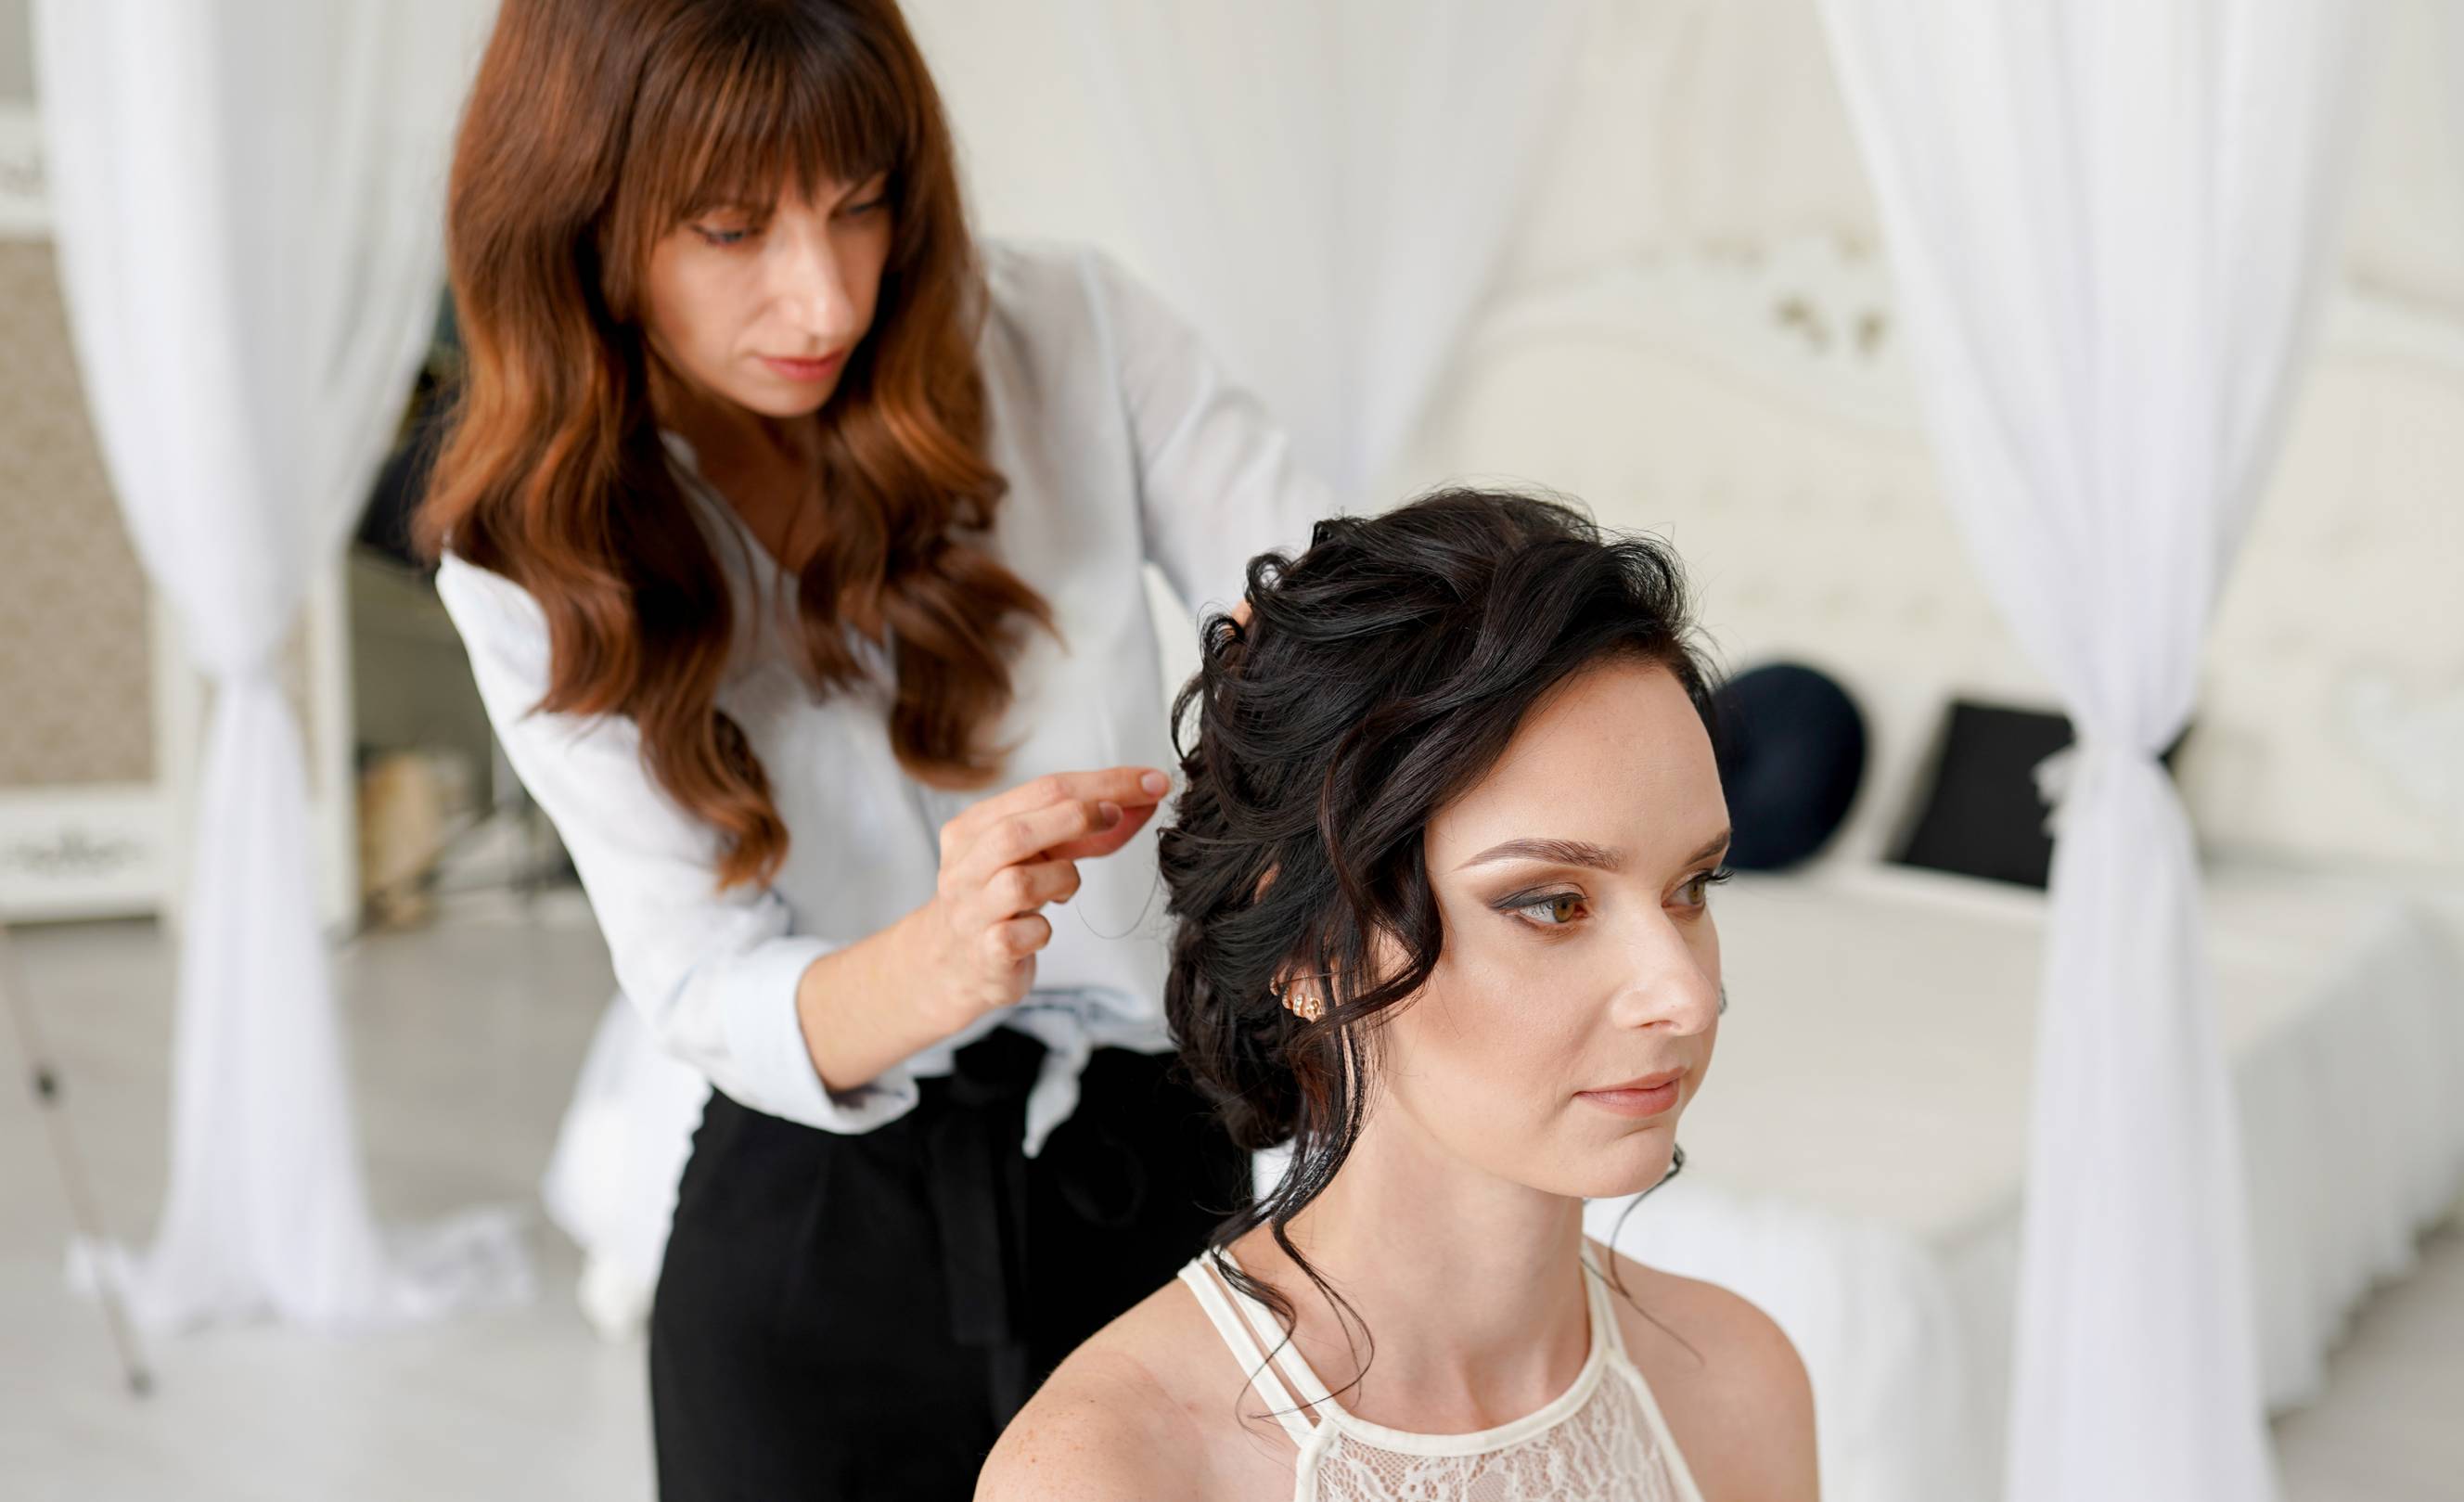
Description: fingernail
xmin=1140 ymin=771 xmax=1169 ymax=796
xmin=1099 ymin=801 xmax=1123 ymax=825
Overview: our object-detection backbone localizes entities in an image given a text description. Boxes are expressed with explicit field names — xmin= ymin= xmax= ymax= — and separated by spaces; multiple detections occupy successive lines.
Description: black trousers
xmin=648 ymin=1030 xmax=1249 ymax=1501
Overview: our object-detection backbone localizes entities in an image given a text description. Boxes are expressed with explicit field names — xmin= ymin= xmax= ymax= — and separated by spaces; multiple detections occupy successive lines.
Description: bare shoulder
xmin=1589 ymin=1242 xmax=1819 ymax=1502
xmin=976 ymin=1277 xmax=1238 ymax=1502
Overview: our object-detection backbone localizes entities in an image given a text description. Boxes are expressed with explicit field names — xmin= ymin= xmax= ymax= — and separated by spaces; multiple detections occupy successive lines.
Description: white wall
xmin=918 ymin=0 xmax=2464 ymax=327
xmin=912 ymin=0 xmax=2464 ymax=874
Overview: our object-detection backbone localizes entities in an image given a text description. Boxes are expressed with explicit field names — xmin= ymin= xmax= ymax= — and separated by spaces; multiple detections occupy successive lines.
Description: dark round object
xmin=1713 ymin=661 xmax=1867 ymax=870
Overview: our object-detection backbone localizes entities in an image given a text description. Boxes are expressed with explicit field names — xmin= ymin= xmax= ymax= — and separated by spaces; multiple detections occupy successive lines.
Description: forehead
xmin=1426 ymin=659 xmax=1724 ymax=872
xmin=629 ymin=13 xmax=908 ymax=220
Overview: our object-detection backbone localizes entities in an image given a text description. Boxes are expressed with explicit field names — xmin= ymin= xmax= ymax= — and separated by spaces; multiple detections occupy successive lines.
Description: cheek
xmin=646 ymin=258 xmax=730 ymax=359
xmin=1388 ymin=944 xmax=1588 ymax=1125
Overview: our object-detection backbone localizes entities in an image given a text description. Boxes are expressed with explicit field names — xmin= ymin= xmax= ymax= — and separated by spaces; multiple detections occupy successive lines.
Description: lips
xmin=1576 ymin=1068 xmax=1687 ymax=1120
xmin=761 ymin=351 xmax=847 ymax=382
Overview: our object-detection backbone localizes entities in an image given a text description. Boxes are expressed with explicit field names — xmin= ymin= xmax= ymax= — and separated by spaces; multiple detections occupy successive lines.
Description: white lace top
xmin=1176 ymin=1252 xmax=1708 ymax=1502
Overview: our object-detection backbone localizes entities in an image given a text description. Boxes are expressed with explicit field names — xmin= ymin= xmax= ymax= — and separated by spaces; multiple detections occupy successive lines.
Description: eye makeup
xmin=1492 ymin=888 xmax=1588 ymax=931
xmin=1482 ymin=861 xmax=1734 ymax=935
xmin=1671 ymin=866 xmax=1735 ymax=913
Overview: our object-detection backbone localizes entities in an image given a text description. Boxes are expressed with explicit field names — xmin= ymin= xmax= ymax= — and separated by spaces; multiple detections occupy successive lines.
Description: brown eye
xmin=1514 ymin=892 xmax=1585 ymax=927
xmin=1673 ymin=867 xmax=1732 ymax=911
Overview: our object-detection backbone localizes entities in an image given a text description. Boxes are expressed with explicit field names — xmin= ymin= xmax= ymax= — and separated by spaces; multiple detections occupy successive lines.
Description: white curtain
xmin=1059 ymin=0 xmax=1587 ymax=496
xmin=35 ymin=0 xmax=519 ymax=1332
xmin=1814 ymin=2 xmax=2371 ymax=1497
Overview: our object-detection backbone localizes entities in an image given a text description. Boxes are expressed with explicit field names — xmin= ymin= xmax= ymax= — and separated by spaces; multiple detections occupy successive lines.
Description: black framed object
xmin=1893 ymin=700 xmax=2188 ymax=889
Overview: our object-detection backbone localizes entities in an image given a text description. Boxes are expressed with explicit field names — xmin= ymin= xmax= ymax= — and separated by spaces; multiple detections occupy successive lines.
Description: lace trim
xmin=1179 ymin=1251 xmax=1703 ymax=1501
xmin=1312 ymin=1367 xmax=1688 ymax=1502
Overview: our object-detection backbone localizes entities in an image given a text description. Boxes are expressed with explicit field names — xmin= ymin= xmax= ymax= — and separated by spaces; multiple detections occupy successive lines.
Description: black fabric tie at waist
xmin=921 ymin=1027 xmax=1150 ymax=1423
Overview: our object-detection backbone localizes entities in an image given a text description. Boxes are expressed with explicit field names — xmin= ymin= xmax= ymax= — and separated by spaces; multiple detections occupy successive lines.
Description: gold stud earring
xmin=1272 ymin=977 xmax=1326 ymax=1023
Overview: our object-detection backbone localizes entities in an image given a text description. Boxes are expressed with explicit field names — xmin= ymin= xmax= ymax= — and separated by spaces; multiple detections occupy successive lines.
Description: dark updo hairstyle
xmin=1159 ymin=487 xmax=1720 ymax=1354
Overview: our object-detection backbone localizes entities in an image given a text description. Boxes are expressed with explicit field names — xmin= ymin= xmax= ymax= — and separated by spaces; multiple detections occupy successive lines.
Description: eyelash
xmin=1679 ymin=867 xmax=1735 ymax=907
xmin=1497 ymin=867 xmax=1733 ymax=932
xmin=690 ymin=196 xmax=888 ymax=248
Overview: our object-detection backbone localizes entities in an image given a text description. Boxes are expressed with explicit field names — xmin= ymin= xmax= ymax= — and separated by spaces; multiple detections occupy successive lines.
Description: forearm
xmin=792 ymin=905 xmax=956 ymax=1095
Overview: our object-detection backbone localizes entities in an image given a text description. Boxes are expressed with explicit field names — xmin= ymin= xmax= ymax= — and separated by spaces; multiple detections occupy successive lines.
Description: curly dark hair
xmin=1159 ymin=486 xmax=1720 ymax=1351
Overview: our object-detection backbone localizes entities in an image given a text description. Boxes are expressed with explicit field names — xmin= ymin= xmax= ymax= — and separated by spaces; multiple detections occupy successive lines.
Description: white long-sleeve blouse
xmin=436 ymin=242 xmax=1331 ymax=1154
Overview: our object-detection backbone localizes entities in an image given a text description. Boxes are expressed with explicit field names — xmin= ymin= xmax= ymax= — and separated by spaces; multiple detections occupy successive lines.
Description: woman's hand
xmin=797 ymin=766 xmax=1172 ymax=1094
xmin=909 ymin=766 xmax=1172 ymax=1034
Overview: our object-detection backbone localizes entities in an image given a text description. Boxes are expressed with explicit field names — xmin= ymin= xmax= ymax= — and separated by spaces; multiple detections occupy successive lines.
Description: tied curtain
xmin=1815 ymin=0 xmax=2373 ymax=1496
xmin=34 ymin=0 xmax=519 ymax=1330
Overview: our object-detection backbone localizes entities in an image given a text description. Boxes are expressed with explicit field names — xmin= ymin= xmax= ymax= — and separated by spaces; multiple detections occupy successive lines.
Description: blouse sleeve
xmin=432 ymin=554 xmax=923 ymax=1135
xmin=1078 ymin=250 xmax=1339 ymax=613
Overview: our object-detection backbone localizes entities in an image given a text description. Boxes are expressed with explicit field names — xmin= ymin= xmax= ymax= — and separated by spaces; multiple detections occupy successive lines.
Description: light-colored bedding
xmin=1589 ymin=865 xmax=2464 ymax=1502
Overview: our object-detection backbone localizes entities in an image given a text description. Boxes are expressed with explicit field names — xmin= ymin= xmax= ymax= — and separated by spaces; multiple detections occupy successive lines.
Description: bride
xmin=979 ymin=489 xmax=1818 ymax=1500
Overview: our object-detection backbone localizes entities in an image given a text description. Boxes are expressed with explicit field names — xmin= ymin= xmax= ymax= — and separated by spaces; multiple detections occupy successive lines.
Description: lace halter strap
xmin=1175 ymin=1255 xmax=1321 ymax=1447
xmin=1178 ymin=1251 xmax=1703 ymax=1501
xmin=1175 ymin=1252 xmax=1628 ymax=1444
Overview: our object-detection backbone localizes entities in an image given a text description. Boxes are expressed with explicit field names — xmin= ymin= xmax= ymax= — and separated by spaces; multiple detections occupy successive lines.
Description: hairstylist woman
xmin=419 ymin=2 xmax=1328 ymax=1496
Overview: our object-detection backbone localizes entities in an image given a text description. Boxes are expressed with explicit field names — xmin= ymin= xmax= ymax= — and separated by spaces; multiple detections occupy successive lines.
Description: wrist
xmin=898 ymin=897 xmax=977 ymax=1040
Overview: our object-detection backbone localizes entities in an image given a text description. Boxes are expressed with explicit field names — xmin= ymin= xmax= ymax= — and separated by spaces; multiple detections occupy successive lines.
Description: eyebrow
xmin=1455 ymin=829 xmax=1733 ymax=874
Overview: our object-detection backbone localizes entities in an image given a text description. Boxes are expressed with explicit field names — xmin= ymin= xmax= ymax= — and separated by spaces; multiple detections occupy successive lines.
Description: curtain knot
xmin=2032 ymin=737 xmax=2160 ymax=839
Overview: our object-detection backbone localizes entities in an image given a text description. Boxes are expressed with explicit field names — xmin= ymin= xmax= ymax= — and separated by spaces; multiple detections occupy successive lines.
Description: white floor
xmin=1 ymin=899 xmax=2457 ymax=1501
xmin=0 ymin=897 xmax=649 ymax=1502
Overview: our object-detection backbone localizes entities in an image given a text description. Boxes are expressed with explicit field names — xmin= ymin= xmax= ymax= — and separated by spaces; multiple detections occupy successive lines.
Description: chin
xmin=1554 ymin=1129 xmax=1682 ymax=1202
xmin=738 ymin=382 xmax=838 ymax=418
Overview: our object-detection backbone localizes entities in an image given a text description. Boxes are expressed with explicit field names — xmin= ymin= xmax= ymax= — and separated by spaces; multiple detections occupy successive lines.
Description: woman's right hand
xmin=908 ymin=766 xmax=1173 ymax=1035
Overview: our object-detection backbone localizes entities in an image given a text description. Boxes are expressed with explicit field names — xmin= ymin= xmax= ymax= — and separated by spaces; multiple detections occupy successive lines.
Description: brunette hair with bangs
xmin=419 ymin=0 xmax=1052 ymax=889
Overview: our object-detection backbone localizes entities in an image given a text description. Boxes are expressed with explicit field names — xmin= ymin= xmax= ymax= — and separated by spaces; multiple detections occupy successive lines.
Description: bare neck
xmin=648 ymin=358 xmax=811 ymax=470
xmin=648 ymin=361 xmax=824 ymax=571
xmin=1238 ymin=1105 xmax=1595 ymax=1432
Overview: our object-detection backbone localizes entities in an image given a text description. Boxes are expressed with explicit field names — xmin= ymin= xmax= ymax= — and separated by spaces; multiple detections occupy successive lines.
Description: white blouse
xmin=437 ymin=242 xmax=1331 ymax=1153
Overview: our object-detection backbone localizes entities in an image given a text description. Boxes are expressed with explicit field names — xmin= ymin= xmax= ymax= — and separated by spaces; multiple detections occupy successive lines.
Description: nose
xmin=768 ymin=225 xmax=858 ymax=340
xmin=1605 ymin=916 xmax=1721 ymax=1037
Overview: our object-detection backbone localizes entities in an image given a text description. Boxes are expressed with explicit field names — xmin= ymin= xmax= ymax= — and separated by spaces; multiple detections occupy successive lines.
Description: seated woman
xmin=979 ymin=490 xmax=1817 ymax=1501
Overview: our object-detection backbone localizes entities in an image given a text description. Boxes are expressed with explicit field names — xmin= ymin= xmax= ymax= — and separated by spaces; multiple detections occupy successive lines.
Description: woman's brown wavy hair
xmin=418 ymin=0 xmax=1052 ymax=889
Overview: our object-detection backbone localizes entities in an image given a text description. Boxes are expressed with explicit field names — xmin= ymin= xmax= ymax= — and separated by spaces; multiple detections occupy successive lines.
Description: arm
xmin=435 ymin=556 xmax=1164 ymax=1126
xmin=1078 ymin=250 xmax=1341 ymax=613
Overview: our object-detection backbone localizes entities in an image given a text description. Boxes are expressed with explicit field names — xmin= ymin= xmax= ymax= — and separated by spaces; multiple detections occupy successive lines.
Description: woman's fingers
xmin=980 ymin=857 xmax=1082 ymax=918
xmin=1039 ymin=797 xmax=1160 ymax=863
xmin=990 ymin=911 xmax=1053 ymax=960
xmin=953 ymin=799 xmax=1118 ymax=885
xmin=930 ymin=773 xmax=1172 ymax=1024
xmin=941 ymin=767 xmax=1169 ymax=858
